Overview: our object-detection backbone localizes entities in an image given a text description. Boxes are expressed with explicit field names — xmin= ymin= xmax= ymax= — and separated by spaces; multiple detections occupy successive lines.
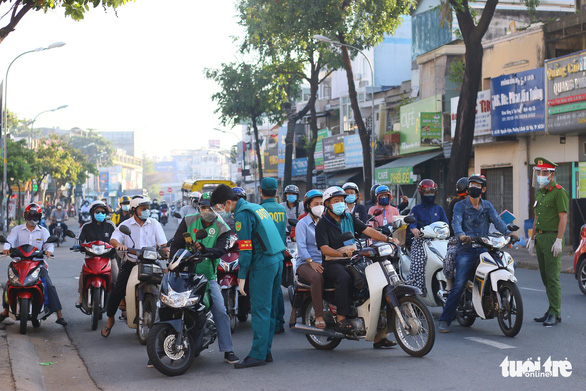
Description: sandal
xmin=101 ymin=324 xmax=113 ymax=338
xmin=75 ymin=301 xmax=82 ymax=309
xmin=373 ymin=338 xmax=397 ymax=349
xmin=336 ymin=318 xmax=355 ymax=333
xmin=314 ymin=319 xmax=326 ymax=329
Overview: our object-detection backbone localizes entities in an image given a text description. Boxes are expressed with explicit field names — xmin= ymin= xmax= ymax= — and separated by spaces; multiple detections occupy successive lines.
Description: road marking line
xmin=519 ymin=287 xmax=545 ymax=292
xmin=465 ymin=337 xmax=516 ymax=349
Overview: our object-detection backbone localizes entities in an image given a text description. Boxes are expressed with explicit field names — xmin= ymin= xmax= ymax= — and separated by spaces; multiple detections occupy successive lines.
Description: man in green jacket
xmin=169 ymin=192 xmax=240 ymax=364
xmin=259 ymin=178 xmax=287 ymax=333
xmin=211 ymin=184 xmax=285 ymax=369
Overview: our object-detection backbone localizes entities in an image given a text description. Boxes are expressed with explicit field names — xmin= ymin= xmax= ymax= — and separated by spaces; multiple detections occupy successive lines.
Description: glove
xmin=526 ymin=238 xmax=535 ymax=256
xmin=551 ymin=238 xmax=563 ymax=257
xmin=238 ymin=278 xmax=247 ymax=296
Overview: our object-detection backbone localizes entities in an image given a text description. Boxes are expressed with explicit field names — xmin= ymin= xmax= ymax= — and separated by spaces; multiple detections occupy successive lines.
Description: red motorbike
xmin=0 ymin=234 xmax=58 ymax=334
xmin=71 ymin=238 xmax=115 ymax=330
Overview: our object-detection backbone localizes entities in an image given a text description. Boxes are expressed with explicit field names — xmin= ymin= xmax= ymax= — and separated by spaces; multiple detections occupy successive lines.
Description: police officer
xmin=259 ymin=178 xmax=287 ymax=334
xmin=527 ymin=157 xmax=568 ymax=327
xmin=211 ymin=184 xmax=285 ymax=368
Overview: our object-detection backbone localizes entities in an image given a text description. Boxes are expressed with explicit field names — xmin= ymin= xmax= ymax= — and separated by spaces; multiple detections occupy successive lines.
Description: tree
xmin=0 ymin=139 xmax=34 ymax=223
xmin=205 ymin=62 xmax=286 ymax=181
xmin=445 ymin=0 xmax=498 ymax=195
xmin=68 ymin=130 xmax=115 ymax=166
xmin=0 ymin=0 xmax=134 ymax=45
xmin=142 ymin=156 xmax=165 ymax=199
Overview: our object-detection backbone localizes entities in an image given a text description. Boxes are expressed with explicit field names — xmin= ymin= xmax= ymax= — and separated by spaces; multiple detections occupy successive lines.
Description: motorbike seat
xmin=294 ymin=273 xmax=335 ymax=291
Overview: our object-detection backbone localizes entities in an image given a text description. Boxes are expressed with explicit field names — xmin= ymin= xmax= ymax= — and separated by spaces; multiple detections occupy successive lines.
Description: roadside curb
xmin=6 ymin=333 xmax=46 ymax=391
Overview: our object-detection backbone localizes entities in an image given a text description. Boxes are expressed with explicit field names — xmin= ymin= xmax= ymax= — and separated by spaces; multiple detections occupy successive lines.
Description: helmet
xmin=130 ymin=195 xmax=151 ymax=210
xmin=342 ymin=182 xmax=360 ymax=193
xmin=284 ymin=184 xmax=300 ymax=195
xmin=119 ymin=195 xmax=131 ymax=205
xmin=455 ymin=177 xmax=468 ymax=195
xmin=152 ymin=198 xmax=158 ymax=203
xmin=189 ymin=191 xmax=201 ymax=202
xmin=375 ymin=185 xmax=391 ymax=197
xmin=303 ymin=189 xmax=324 ymax=210
xmin=161 ymin=200 xmax=167 ymax=204
xmin=418 ymin=179 xmax=438 ymax=196
xmin=56 ymin=202 xmax=63 ymax=207
xmin=232 ymin=187 xmax=247 ymax=200
xmin=199 ymin=192 xmax=213 ymax=207
xmin=322 ymin=186 xmax=346 ymax=205
xmin=370 ymin=184 xmax=380 ymax=202
xmin=468 ymin=174 xmax=487 ymax=187
xmin=90 ymin=200 xmax=107 ymax=215
xmin=24 ymin=203 xmax=43 ymax=222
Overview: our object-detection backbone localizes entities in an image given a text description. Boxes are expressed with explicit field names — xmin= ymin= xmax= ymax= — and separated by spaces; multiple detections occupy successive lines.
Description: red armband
xmin=238 ymin=240 xmax=253 ymax=251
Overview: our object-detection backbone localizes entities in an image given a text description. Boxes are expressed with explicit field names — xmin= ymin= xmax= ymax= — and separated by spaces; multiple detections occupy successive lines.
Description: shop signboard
xmin=374 ymin=166 xmax=414 ymax=185
xmin=264 ymin=145 xmax=279 ymax=175
xmin=99 ymin=172 xmax=109 ymax=192
xmin=292 ymin=157 xmax=308 ymax=177
xmin=323 ymin=134 xmax=346 ymax=172
xmin=399 ymin=95 xmax=442 ymax=154
xmin=450 ymin=90 xmax=492 ymax=138
xmin=490 ymin=68 xmax=545 ymax=136
xmin=344 ymin=133 xmax=363 ymax=169
xmin=420 ymin=112 xmax=442 ymax=145
xmin=545 ymin=50 xmax=586 ymax=135
xmin=314 ymin=128 xmax=329 ymax=171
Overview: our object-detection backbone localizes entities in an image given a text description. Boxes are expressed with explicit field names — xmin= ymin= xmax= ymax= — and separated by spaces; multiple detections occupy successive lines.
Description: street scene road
xmin=0 ymin=218 xmax=584 ymax=391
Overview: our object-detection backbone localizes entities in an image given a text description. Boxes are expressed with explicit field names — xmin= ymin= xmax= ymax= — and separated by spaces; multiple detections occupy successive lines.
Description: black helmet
xmin=284 ymin=184 xmax=299 ymax=195
xmin=370 ymin=184 xmax=380 ymax=202
xmin=456 ymin=177 xmax=468 ymax=195
xmin=468 ymin=174 xmax=487 ymax=187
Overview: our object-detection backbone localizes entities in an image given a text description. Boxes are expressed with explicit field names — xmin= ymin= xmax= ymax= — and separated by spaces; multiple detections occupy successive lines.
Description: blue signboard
xmin=99 ymin=172 xmax=109 ymax=193
xmin=490 ymin=68 xmax=545 ymax=136
xmin=277 ymin=127 xmax=287 ymax=177
xmin=292 ymin=158 xmax=307 ymax=177
xmin=344 ymin=134 xmax=363 ymax=169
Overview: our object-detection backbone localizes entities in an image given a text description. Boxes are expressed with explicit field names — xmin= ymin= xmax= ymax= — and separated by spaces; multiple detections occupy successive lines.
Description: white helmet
xmin=89 ymin=200 xmax=107 ymax=214
xmin=189 ymin=191 xmax=202 ymax=202
xmin=322 ymin=186 xmax=346 ymax=205
xmin=130 ymin=195 xmax=151 ymax=210
xmin=342 ymin=182 xmax=360 ymax=193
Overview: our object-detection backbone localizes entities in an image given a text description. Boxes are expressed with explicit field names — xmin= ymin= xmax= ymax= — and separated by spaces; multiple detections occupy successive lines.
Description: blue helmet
xmin=232 ymin=187 xmax=247 ymax=200
xmin=375 ymin=185 xmax=391 ymax=197
xmin=303 ymin=189 xmax=323 ymax=210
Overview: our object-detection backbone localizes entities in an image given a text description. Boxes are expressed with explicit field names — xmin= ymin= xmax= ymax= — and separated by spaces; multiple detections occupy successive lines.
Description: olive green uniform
xmin=534 ymin=179 xmax=568 ymax=318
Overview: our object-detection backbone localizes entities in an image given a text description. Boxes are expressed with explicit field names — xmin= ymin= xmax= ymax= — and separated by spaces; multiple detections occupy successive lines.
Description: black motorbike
xmin=146 ymin=230 xmax=217 ymax=376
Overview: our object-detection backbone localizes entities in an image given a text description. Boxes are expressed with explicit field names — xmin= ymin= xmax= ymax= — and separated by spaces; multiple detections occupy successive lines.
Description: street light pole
xmin=1 ymin=41 xmax=66 ymax=232
xmin=313 ymin=35 xmax=376 ymax=187
xmin=29 ymin=104 xmax=68 ymax=148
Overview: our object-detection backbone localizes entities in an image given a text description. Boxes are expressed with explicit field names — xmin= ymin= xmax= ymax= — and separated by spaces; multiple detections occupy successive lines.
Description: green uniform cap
xmin=261 ymin=177 xmax=278 ymax=191
xmin=534 ymin=157 xmax=557 ymax=170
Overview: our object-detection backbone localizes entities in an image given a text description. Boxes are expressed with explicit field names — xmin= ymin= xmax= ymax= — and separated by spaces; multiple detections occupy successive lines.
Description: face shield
xmin=532 ymin=167 xmax=555 ymax=188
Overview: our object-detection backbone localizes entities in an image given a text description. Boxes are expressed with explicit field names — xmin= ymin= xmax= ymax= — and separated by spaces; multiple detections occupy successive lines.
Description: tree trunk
xmin=251 ymin=117 xmax=264 ymax=181
xmin=338 ymin=33 xmax=372 ymax=192
xmin=283 ymin=99 xmax=311 ymax=189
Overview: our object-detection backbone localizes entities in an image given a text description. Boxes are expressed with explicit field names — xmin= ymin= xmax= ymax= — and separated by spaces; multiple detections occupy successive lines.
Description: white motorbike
xmin=455 ymin=227 xmax=523 ymax=337
xmin=397 ymin=221 xmax=449 ymax=308
xmin=150 ymin=208 xmax=160 ymax=222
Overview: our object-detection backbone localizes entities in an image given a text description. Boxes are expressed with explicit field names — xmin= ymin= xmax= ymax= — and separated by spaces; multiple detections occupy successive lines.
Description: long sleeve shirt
xmin=408 ymin=203 xmax=449 ymax=230
xmin=452 ymin=198 xmax=509 ymax=249
xmin=295 ymin=214 xmax=322 ymax=267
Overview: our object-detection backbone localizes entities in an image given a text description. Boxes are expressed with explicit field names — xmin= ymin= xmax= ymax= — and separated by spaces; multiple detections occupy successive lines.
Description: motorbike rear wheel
xmin=302 ymin=301 xmax=341 ymax=350
xmin=91 ymin=288 xmax=101 ymax=331
xmin=147 ymin=323 xmax=195 ymax=377
xmin=391 ymin=296 xmax=435 ymax=357
xmin=497 ymin=281 xmax=523 ymax=337
xmin=137 ymin=294 xmax=156 ymax=345
xmin=19 ymin=298 xmax=29 ymax=335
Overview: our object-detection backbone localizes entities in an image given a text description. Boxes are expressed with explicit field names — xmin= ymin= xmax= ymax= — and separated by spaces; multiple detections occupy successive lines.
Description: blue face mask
xmin=94 ymin=212 xmax=106 ymax=222
xmin=537 ymin=175 xmax=550 ymax=187
xmin=219 ymin=210 xmax=231 ymax=220
xmin=345 ymin=194 xmax=357 ymax=204
xmin=378 ymin=197 xmax=390 ymax=206
xmin=332 ymin=202 xmax=346 ymax=216
xmin=139 ymin=209 xmax=150 ymax=220
xmin=287 ymin=195 xmax=297 ymax=204
xmin=122 ymin=205 xmax=130 ymax=212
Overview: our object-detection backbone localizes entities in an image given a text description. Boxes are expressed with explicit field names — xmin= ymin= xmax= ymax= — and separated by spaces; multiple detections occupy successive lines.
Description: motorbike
xmin=282 ymin=218 xmax=299 ymax=290
xmin=0 ymin=234 xmax=58 ymax=334
xmin=150 ymin=208 xmax=160 ymax=222
xmin=118 ymin=225 xmax=167 ymax=344
xmin=455 ymin=225 xmax=523 ymax=337
xmin=80 ymin=211 xmax=91 ymax=227
xmin=160 ymin=209 xmax=169 ymax=226
xmin=70 ymin=232 xmax=115 ymax=330
xmin=53 ymin=220 xmax=66 ymax=246
xmin=396 ymin=221 xmax=450 ymax=308
xmin=217 ymin=234 xmax=249 ymax=332
xmin=146 ymin=230 xmax=217 ymax=377
xmin=292 ymin=219 xmax=435 ymax=357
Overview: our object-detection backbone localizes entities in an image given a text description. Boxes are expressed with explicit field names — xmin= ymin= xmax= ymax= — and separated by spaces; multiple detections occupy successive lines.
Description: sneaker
xmin=55 ymin=318 xmax=68 ymax=327
xmin=224 ymin=351 xmax=240 ymax=364
xmin=147 ymin=360 xmax=154 ymax=368
xmin=438 ymin=321 xmax=451 ymax=333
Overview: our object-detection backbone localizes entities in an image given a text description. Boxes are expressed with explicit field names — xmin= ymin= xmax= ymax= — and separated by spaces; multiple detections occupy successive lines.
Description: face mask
xmin=537 ymin=175 xmax=550 ymax=187
xmin=331 ymin=202 xmax=346 ymax=216
xmin=27 ymin=219 xmax=40 ymax=227
xmin=218 ymin=210 xmax=231 ymax=220
xmin=122 ymin=205 xmax=130 ymax=212
xmin=378 ymin=197 xmax=389 ymax=206
xmin=311 ymin=205 xmax=325 ymax=217
xmin=468 ymin=187 xmax=483 ymax=198
xmin=287 ymin=195 xmax=297 ymax=204
xmin=345 ymin=194 xmax=357 ymax=204
xmin=422 ymin=194 xmax=436 ymax=205
xmin=191 ymin=200 xmax=198 ymax=207
xmin=57 ymin=206 xmax=62 ymax=210
xmin=94 ymin=212 xmax=106 ymax=222
xmin=200 ymin=210 xmax=216 ymax=222
xmin=139 ymin=209 xmax=150 ymax=220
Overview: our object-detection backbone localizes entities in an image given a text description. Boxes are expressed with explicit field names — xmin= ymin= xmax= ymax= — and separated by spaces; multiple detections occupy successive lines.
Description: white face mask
xmin=311 ymin=205 xmax=325 ymax=217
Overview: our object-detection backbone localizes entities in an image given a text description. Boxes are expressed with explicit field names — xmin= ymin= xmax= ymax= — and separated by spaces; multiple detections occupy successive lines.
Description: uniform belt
xmin=536 ymin=230 xmax=556 ymax=234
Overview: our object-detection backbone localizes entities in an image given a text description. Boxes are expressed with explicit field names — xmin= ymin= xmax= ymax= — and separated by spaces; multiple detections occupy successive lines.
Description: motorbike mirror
xmin=393 ymin=220 xmax=403 ymax=229
xmin=46 ymin=235 xmax=59 ymax=244
xmin=373 ymin=209 xmax=383 ymax=216
xmin=401 ymin=208 xmax=411 ymax=216
xmin=404 ymin=215 xmax=416 ymax=224
xmin=195 ymin=230 xmax=208 ymax=240
xmin=381 ymin=226 xmax=392 ymax=235
xmin=340 ymin=232 xmax=354 ymax=242
xmin=173 ymin=212 xmax=182 ymax=219
xmin=65 ymin=230 xmax=76 ymax=238
xmin=507 ymin=224 xmax=519 ymax=232
xmin=119 ymin=225 xmax=131 ymax=236
xmin=288 ymin=218 xmax=298 ymax=227
xmin=0 ymin=235 xmax=6 ymax=243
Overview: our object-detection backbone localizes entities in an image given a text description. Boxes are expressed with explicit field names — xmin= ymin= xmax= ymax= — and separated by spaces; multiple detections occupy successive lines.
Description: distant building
xmin=99 ymin=131 xmax=142 ymax=157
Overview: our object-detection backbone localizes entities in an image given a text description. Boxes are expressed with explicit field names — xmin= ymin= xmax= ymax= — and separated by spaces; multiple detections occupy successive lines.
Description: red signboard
xmin=158 ymin=191 xmax=164 ymax=196
xmin=167 ymin=187 xmax=173 ymax=193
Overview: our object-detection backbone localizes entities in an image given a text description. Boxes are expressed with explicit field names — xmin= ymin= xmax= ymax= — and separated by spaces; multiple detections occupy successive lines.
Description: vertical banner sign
xmin=277 ymin=127 xmax=287 ymax=177
xmin=99 ymin=172 xmax=110 ymax=193
xmin=420 ymin=113 xmax=442 ymax=145
xmin=314 ymin=128 xmax=329 ymax=171
xmin=450 ymin=90 xmax=492 ymax=138
xmin=399 ymin=95 xmax=442 ymax=154
xmin=292 ymin=157 xmax=308 ymax=177
xmin=344 ymin=133 xmax=363 ymax=169
xmin=490 ymin=68 xmax=545 ymax=135
xmin=579 ymin=162 xmax=586 ymax=198
xmin=323 ymin=134 xmax=346 ymax=171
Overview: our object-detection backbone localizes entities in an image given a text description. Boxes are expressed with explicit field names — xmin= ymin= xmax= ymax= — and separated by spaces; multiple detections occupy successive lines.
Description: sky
xmin=0 ymin=0 xmax=245 ymax=158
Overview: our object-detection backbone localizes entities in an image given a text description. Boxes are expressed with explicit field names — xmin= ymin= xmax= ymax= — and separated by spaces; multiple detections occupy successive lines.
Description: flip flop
xmin=101 ymin=325 xmax=113 ymax=338
xmin=75 ymin=301 xmax=82 ymax=309
xmin=315 ymin=319 xmax=326 ymax=329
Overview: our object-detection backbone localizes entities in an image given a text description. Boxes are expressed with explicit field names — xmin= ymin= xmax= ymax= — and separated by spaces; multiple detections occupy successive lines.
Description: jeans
xmin=208 ymin=280 xmax=234 ymax=352
xmin=439 ymin=248 xmax=484 ymax=324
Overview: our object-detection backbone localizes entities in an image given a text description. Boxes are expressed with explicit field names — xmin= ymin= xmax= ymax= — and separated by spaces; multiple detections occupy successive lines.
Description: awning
xmin=374 ymin=151 xmax=443 ymax=185
xmin=327 ymin=168 xmax=363 ymax=187
xmin=376 ymin=151 xmax=443 ymax=170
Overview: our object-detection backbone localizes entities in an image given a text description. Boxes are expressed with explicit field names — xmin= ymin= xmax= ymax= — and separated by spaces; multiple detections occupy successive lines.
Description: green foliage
xmin=448 ymin=59 xmax=466 ymax=85
xmin=0 ymin=139 xmax=34 ymax=188
xmin=68 ymin=130 xmax=115 ymax=166
xmin=523 ymin=0 xmax=541 ymax=22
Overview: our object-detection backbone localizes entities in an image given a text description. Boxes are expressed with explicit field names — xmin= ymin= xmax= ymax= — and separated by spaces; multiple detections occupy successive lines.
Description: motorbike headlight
xmin=433 ymin=225 xmax=450 ymax=240
xmin=23 ymin=267 xmax=41 ymax=287
xmin=377 ymin=244 xmax=394 ymax=257
xmin=90 ymin=244 xmax=106 ymax=255
xmin=160 ymin=286 xmax=200 ymax=308
xmin=8 ymin=267 xmax=21 ymax=287
xmin=142 ymin=249 xmax=158 ymax=261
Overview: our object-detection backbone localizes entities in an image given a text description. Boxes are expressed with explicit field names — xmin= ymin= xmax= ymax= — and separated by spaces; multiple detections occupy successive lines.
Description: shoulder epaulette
xmin=555 ymin=184 xmax=562 ymax=189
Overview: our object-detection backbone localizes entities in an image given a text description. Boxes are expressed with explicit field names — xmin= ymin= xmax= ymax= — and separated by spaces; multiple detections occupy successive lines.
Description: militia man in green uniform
xmin=259 ymin=177 xmax=287 ymax=334
xmin=211 ymin=184 xmax=286 ymax=368
xmin=527 ymin=157 xmax=569 ymax=327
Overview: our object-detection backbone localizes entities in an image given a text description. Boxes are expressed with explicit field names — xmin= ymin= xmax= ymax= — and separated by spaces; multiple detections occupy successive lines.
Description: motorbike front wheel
xmin=91 ymin=287 xmax=101 ymax=331
xmin=222 ymin=289 xmax=236 ymax=333
xmin=302 ymin=301 xmax=341 ymax=350
xmin=19 ymin=298 xmax=29 ymax=335
xmin=497 ymin=281 xmax=523 ymax=337
xmin=146 ymin=323 xmax=195 ymax=377
xmin=391 ymin=296 xmax=435 ymax=357
xmin=137 ymin=294 xmax=156 ymax=345
xmin=455 ymin=290 xmax=476 ymax=327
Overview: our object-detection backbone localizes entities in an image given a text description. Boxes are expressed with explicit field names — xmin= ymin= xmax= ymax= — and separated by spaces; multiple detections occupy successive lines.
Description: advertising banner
xmin=399 ymin=95 xmax=442 ymax=154
xmin=374 ymin=166 xmax=414 ymax=185
xmin=99 ymin=172 xmax=109 ymax=192
xmin=314 ymin=128 xmax=329 ymax=171
xmin=579 ymin=162 xmax=586 ymax=198
xmin=420 ymin=113 xmax=442 ymax=145
xmin=292 ymin=157 xmax=308 ymax=177
xmin=277 ymin=127 xmax=287 ymax=177
xmin=344 ymin=133 xmax=363 ymax=169
xmin=490 ymin=68 xmax=545 ymax=136
xmin=323 ymin=134 xmax=346 ymax=172
xmin=264 ymin=145 xmax=279 ymax=175
xmin=545 ymin=50 xmax=586 ymax=135
xmin=450 ymin=90 xmax=492 ymax=138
